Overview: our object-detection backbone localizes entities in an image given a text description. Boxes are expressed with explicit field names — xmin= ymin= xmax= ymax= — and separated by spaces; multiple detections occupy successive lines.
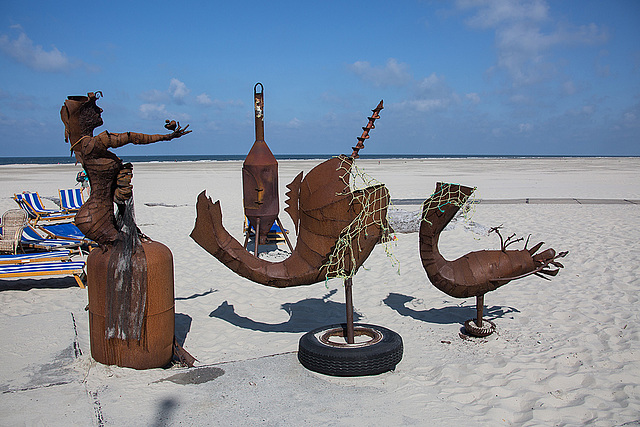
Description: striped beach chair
xmin=244 ymin=218 xmax=288 ymax=243
xmin=0 ymin=250 xmax=73 ymax=265
xmin=58 ymin=188 xmax=84 ymax=212
xmin=21 ymin=225 xmax=84 ymax=253
xmin=37 ymin=222 xmax=87 ymax=241
xmin=0 ymin=260 xmax=86 ymax=288
xmin=13 ymin=192 xmax=75 ymax=224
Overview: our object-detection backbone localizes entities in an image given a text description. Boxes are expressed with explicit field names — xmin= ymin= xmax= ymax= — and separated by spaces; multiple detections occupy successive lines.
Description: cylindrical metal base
xmin=87 ymin=240 xmax=175 ymax=369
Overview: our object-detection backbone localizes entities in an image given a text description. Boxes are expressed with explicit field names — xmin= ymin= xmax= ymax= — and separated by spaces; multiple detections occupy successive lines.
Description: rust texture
xmin=419 ymin=183 xmax=567 ymax=298
xmin=351 ymin=100 xmax=383 ymax=159
xmin=61 ymin=92 xmax=190 ymax=368
xmin=191 ymin=155 xmax=390 ymax=287
xmin=419 ymin=182 xmax=567 ymax=335
xmin=87 ymin=241 xmax=175 ymax=369
xmin=242 ymin=83 xmax=279 ymax=245
xmin=61 ymin=92 xmax=191 ymax=246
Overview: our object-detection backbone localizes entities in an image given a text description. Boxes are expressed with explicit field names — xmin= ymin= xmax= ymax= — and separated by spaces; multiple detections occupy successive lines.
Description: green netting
xmin=421 ymin=183 xmax=477 ymax=226
xmin=322 ymin=157 xmax=398 ymax=281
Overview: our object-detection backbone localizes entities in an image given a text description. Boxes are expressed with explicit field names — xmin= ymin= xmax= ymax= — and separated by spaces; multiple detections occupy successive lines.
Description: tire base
xmin=298 ymin=323 xmax=403 ymax=377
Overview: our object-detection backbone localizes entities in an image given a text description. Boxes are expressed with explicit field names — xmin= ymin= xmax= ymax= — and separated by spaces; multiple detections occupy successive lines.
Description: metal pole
xmin=254 ymin=83 xmax=264 ymax=141
xmin=345 ymin=277 xmax=355 ymax=344
xmin=476 ymin=294 xmax=484 ymax=327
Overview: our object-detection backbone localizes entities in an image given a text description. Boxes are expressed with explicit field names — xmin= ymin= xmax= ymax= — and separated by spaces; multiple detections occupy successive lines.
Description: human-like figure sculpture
xmin=61 ymin=91 xmax=191 ymax=369
xmin=60 ymin=91 xmax=190 ymax=246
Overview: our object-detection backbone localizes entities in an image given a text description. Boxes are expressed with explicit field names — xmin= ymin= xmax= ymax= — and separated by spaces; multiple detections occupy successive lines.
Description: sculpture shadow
xmin=174 ymin=313 xmax=192 ymax=347
xmin=0 ymin=277 xmax=79 ymax=291
xmin=383 ymin=292 xmax=520 ymax=325
xmin=246 ymin=240 xmax=281 ymax=255
xmin=175 ymin=289 xmax=217 ymax=301
xmin=209 ymin=289 xmax=362 ymax=333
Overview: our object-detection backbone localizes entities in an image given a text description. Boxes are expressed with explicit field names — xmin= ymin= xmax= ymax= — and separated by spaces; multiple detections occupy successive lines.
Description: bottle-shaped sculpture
xmin=242 ymin=83 xmax=279 ymax=247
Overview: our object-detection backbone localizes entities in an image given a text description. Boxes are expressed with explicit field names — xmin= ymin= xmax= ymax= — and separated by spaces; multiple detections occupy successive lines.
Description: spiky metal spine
xmin=351 ymin=100 xmax=383 ymax=159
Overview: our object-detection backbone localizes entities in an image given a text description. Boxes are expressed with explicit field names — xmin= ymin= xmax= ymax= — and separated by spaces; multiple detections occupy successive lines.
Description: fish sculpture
xmin=419 ymin=182 xmax=568 ymax=336
xmin=191 ymin=154 xmax=389 ymax=287
xmin=191 ymin=100 xmax=386 ymax=288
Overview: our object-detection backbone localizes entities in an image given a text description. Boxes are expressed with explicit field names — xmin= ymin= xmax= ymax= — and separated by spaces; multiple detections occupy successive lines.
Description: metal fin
xmin=528 ymin=241 xmax=544 ymax=255
xmin=284 ymin=171 xmax=303 ymax=234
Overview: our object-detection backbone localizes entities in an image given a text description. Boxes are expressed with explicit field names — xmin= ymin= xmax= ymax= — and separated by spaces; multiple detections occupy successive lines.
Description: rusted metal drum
xmin=87 ymin=240 xmax=174 ymax=369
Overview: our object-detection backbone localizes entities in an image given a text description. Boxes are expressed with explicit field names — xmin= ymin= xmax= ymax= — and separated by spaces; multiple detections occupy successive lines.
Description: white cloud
xmin=417 ymin=73 xmax=445 ymax=91
xmin=141 ymin=79 xmax=200 ymax=107
xmin=0 ymin=26 xmax=75 ymax=72
xmin=196 ymin=93 xmax=213 ymax=106
xmin=139 ymin=103 xmax=168 ymax=120
xmin=349 ymin=58 xmax=412 ymax=87
xmin=169 ymin=78 xmax=190 ymax=104
xmin=397 ymin=99 xmax=449 ymax=113
xmin=458 ymin=0 xmax=549 ymax=29
xmin=563 ymin=80 xmax=576 ymax=95
xmin=140 ymin=89 xmax=169 ymax=103
xmin=509 ymin=94 xmax=530 ymax=104
xmin=212 ymin=99 xmax=244 ymax=109
xmin=286 ymin=118 xmax=302 ymax=128
xmin=518 ymin=123 xmax=533 ymax=132
xmin=458 ymin=0 xmax=608 ymax=86
xmin=466 ymin=92 xmax=481 ymax=104
xmin=623 ymin=112 xmax=637 ymax=125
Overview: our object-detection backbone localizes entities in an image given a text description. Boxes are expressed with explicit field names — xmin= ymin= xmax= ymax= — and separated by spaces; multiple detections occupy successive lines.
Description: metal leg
xmin=345 ymin=277 xmax=355 ymax=344
xmin=275 ymin=217 xmax=293 ymax=252
xmin=476 ymin=295 xmax=484 ymax=327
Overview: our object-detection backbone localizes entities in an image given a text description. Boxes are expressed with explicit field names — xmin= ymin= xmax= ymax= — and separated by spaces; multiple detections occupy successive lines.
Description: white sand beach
xmin=1 ymin=157 xmax=639 ymax=426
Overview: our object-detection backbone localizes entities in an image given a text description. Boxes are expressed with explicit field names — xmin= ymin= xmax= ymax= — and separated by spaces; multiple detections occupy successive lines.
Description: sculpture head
xmin=60 ymin=91 xmax=103 ymax=144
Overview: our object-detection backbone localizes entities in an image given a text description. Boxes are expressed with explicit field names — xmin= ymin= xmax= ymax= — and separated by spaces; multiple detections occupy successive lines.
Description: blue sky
xmin=1 ymin=0 xmax=639 ymax=157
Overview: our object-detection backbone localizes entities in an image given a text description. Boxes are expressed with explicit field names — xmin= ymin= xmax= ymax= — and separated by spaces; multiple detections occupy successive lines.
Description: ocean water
xmin=0 ymin=154 xmax=613 ymax=166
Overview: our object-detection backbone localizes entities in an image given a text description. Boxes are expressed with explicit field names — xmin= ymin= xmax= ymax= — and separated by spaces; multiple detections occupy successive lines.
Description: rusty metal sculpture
xmin=191 ymin=101 xmax=387 ymax=288
xmin=192 ymin=155 xmax=389 ymax=288
xmin=419 ymin=182 xmax=568 ymax=337
xmin=61 ymin=91 xmax=192 ymax=368
xmin=192 ymin=99 xmax=401 ymax=376
xmin=242 ymin=83 xmax=293 ymax=254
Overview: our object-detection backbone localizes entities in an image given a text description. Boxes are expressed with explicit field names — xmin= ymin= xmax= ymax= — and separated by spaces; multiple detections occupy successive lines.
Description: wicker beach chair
xmin=0 ymin=209 xmax=28 ymax=254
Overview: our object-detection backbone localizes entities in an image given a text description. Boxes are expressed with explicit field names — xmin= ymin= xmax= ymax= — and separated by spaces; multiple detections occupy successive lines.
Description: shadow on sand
xmin=209 ymin=289 xmax=362 ymax=333
xmin=0 ymin=277 xmax=80 ymax=291
xmin=383 ymin=292 xmax=519 ymax=325
xmin=174 ymin=313 xmax=192 ymax=347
